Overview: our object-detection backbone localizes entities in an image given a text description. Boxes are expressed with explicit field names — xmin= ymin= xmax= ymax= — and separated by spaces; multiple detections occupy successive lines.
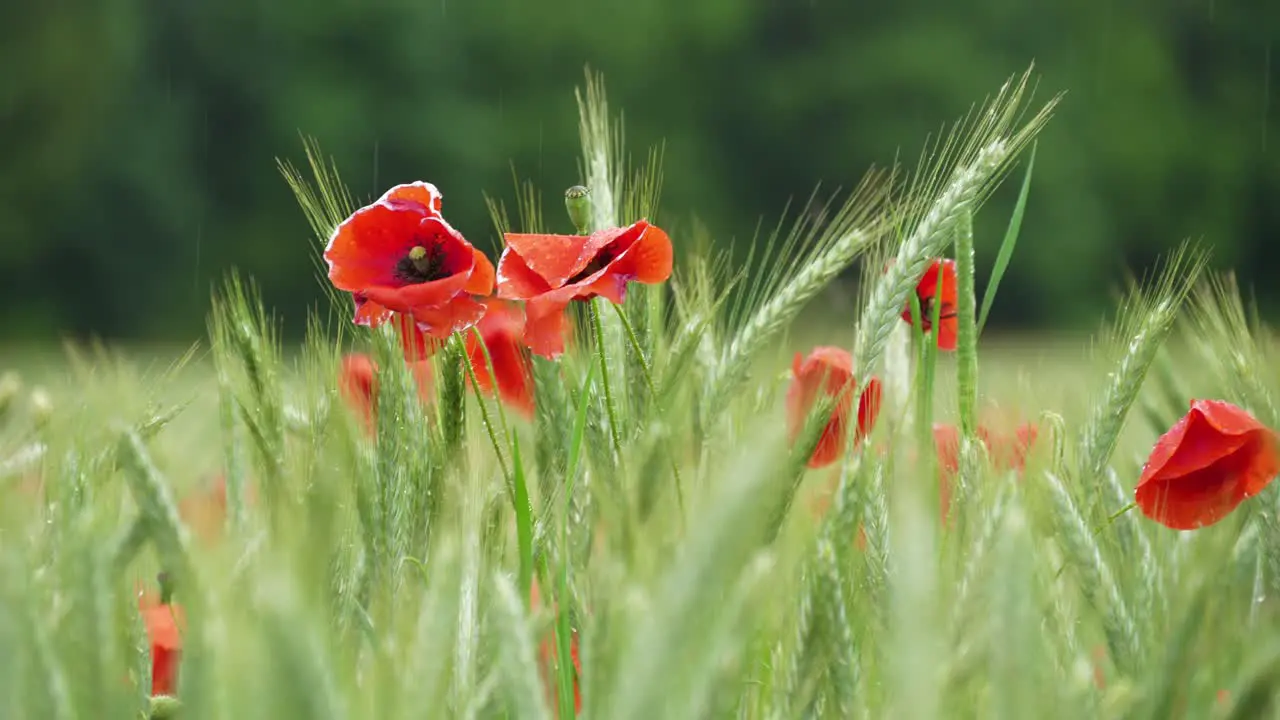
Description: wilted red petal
xmin=1135 ymin=399 xmax=1280 ymax=530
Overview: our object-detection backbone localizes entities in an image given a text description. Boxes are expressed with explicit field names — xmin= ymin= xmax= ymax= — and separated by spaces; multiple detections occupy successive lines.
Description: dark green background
xmin=3 ymin=0 xmax=1276 ymax=343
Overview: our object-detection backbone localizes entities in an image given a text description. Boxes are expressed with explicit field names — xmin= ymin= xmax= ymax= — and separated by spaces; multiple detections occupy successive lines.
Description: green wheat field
xmin=1 ymin=67 xmax=1278 ymax=720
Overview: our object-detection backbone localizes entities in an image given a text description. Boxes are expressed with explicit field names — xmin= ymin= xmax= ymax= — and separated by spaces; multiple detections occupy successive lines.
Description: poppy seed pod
xmin=564 ymin=185 xmax=592 ymax=234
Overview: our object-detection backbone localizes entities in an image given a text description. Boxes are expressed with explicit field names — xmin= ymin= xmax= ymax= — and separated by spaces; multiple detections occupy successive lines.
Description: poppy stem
xmin=590 ymin=300 xmax=625 ymax=464
xmin=459 ymin=330 xmax=534 ymax=597
xmin=1107 ymin=502 xmax=1137 ymax=523
xmin=454 ymin=335 xmax=513 ymax=488
xmin=611 ymin=303 xmax=686 ymax=520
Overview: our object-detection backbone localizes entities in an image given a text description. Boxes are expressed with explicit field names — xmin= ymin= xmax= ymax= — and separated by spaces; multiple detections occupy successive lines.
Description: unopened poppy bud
xmin=0 ymin=371 xmax=20 ymax=420
xmin=29 ymin=387 xmax=52 ymax=428
xmin=564 ymin=185 xmax=591 ymax=234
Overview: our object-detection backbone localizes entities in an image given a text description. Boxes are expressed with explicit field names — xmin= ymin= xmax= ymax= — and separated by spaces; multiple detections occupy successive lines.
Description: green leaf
xmin=977 ymin=141 xmax=1037 ymax=336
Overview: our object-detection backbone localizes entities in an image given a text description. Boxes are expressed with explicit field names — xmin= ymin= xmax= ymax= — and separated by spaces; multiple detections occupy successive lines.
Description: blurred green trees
xmin=2 ymin=0 xmax=1276 ymax=342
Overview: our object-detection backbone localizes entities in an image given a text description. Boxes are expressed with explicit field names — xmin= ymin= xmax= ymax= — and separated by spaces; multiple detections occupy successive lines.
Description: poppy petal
xmin=615 ymin=222 xmax=674 ymax=284
xmin=937 ymin=316 xmax=959 ymax=351
xmin=571 ymin=223 xmax=643 ymax=276
xmin=353 ymin=295 xmax=394 ymax=327
xmin=361 ymin=269 xmax=472 ymax=314
xmin=383 ymin=181 xmax=443 ymax=214
xmin=786 ymin=346 xmax=874 ymax=469
xmin=326 ymin=203 xmax=425 ymax=290
xmin=409 ymin=296 xmax=489 ymax=340
xmin=504 ymin=233 xmax=593 ymax=287
xmin=1135 ymin=399 xmax=1280 ymax=529
xmin=497 ymin=248 xmax=556 ymax=300
xmin=465 ymin=247 xmax=497 ymax=295
xmin=523 ymin=299 xmax=573 ymax=359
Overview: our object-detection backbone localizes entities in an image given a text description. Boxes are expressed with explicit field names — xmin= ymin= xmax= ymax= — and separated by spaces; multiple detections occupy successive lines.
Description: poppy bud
xmin=564 ymin=185 xmax=592 ymax=234
xmin=0 ymin=371 xmax=20 ymax=420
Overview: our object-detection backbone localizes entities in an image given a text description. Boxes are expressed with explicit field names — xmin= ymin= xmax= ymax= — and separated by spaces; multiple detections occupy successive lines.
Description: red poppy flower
xmin=786 ymin=347 xmax=883 ymax=469
xmin=934 ymin=424 xmax=961 ymax=519
xmin=530 ymin=579 xmax=583 ymax=716
xmin=934 ymin=420 xmax=1039 ymax=519
xmin=900 ymin=258 xmax=958 ymax=351
xmin=338 ymin=353 xmax=434 ymax=433
xmin=324 ymin=182 xmax=496 ymax=340
xmin=140 ymin=594 xmax=184 ymax=696
xmin=496 ymin=219 xmax=673 ymax=358
xmin=978 ymin=422 xmax=1039 ymax=473
xmin=178 ymin=475 xmax=257 ymax=542
xmin=465 ymin=299 xmax=535 ymax=419
xmin=1135 ymin=399 xmax=1280 ymax=530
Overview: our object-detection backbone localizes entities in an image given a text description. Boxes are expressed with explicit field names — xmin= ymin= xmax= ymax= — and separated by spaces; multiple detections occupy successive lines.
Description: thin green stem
xmin=591 ymin=299 xmax=625 ymax=461
xmin=1107 ymin=502 xmax=1137 ymax=524
xmin=464 ymin=328 xmax=534 ymax=598
xmin=611 ymin=303 xmax=686 ymax=518
xmin=454 ymin=335 xmax=513 ymax=490
xmin=955 ymin=211 xmax=979 ymax=437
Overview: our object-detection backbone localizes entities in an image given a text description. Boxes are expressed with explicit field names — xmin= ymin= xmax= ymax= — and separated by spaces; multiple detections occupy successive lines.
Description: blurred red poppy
xmin=934 ymin=420 xmax=1039 ymax=519
xmin=140 ymin=593 xmax=184 ymax=697
xmin=978 ymin=422 xmax=1039 ymax=473
xmin=466 ymin=299 xmax=536 ymax=419
xmin=808 ymin=475 xmax=870 ymax=550
xmin=934 ymin=424 xmax=961 ymax=519
xmin=496 ymin=219 xmax=673 ymax=358
xmin=786 ymin=347 xmax=882 ymax=469
xmin=1135 ymin=399 xmax=1280 ymax=530
xmin=178 ymin=475 xmax=257 ymax=542
xmin=901 ymin=259 xmax=958 ymax=351
xmin=338 ymin=353 xmax=433 ymax=433
xmin=531 ymin=579 xmax=583 ymax=716
xmin=325 ymin=182 xmax=495 ymax=341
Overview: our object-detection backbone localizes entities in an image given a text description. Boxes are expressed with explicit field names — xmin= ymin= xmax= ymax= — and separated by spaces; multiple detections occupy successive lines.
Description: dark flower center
xmin=918 ymin=294 xmax=957 ymax=328
xmin=566 ymin=248 xmax=617 ymax=285
xmin=396 ymin=244 xmax=451 ymax=284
